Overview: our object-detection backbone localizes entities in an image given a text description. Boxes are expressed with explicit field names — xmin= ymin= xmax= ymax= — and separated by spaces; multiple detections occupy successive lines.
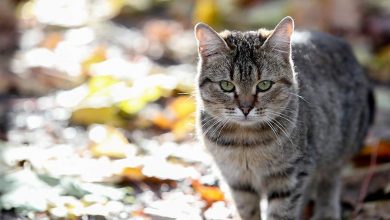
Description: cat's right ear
xmin=194 ymin=23 xmax=229 ymax=59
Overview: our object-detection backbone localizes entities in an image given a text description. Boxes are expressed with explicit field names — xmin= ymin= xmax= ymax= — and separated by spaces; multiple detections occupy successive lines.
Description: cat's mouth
xmin=228 ymin=115 xmax=264 ymax=126
xmin=222 ymin=109 xmax=271 ymax=126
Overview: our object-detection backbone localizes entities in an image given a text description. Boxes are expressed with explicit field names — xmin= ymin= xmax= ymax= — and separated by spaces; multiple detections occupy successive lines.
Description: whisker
xmin=207 ymin=117 xmax=230 ymax=139
xmin=271 ymin=39 xmax=291 ymax=44
xmin=288 ymin=92 xmax=310 ymax=104
xmin=201 ymin=117 xmax=222 ymax=137
xmin=266 ymin=111 xmax=295 ymax=124
xmin=215 ymin=119 xmax=230 ymax=142
xmin=272 ymin=48 xmax=289 ymax=54
xmin=265 ymin=117 xmax=282 ymax=146
xmin=271 ymin=118 xmax=294 ymax=145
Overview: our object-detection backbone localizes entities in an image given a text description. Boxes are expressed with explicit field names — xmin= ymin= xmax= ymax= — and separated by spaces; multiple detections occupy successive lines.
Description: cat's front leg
xmin=264 ymin=169 xmax=309 ymax=220
xmin=312 ymin=169 xmax=342 ymax=220
xmin=266 ymin=189 xmax=302 ymax=220
xmin=229 ymin=183 xmax=261 ymax=220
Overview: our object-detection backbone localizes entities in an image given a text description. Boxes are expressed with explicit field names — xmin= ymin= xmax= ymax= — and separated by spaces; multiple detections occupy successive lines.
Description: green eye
xmin=220 ymin=81 xmax=235 ymax=92
xmin=257 ymin=80 xmax=273 ymax=92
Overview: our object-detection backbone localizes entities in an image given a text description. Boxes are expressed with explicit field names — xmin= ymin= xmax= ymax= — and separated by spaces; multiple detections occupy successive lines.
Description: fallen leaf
xmin=117 ymin=98 xmax=146 ymax=115
xmin=172 ymin=115 xmax=195 ymax=139
xmin=192 ymin=180 xmax=225 ymax=206
xmin=121 ymin=167 xmax=145 ymax=182
xmin=353 ymin=140 xmax=390 ymax=167
xmin=193 ymin=0 xmax=220 ymax=27
xmin=151 ymin=112 xmax=174 ymax=130
xmin=359 ymin=140 xmax=390 ymax=157
xmin=169 ymin=96 xmax=196 ymax=120
xmin=342 ymin=163 xmax=390 ymax=206
xmin=71 ymin=107 xmax=123 ymax=126
xmin=41 ymin=32 xmax=63 ymax=49
xmin=88 ymin=75 xmax=118 ymax=96
xmin=82 ymin=47 xmax=107 ymax=75
xmin=89 ymin=125 xmax=135 ymax=159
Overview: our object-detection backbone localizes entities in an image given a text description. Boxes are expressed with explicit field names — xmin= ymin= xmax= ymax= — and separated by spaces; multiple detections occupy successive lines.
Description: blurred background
xmin=0 ymin=0 xmax=389 ymax=219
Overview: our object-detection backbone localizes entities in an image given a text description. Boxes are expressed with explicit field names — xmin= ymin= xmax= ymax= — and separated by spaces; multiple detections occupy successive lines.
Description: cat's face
xmin=195 ymin=17 xmax=296 ymax=126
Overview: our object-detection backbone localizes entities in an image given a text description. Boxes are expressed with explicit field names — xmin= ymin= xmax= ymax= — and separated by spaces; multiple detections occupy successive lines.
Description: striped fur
xmin=195 ymin=17 xmax=373 ymax=220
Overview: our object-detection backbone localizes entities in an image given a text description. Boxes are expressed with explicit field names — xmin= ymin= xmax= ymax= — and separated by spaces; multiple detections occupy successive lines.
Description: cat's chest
xmin=208 ymin=145 xmax=275 ymax=187
xmin=205 ymin=138 xmax=277 ymax=171
xmin=204 ymin=137 xmax=292 ymax=183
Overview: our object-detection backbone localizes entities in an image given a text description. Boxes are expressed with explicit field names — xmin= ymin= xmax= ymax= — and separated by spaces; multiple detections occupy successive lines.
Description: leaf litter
xmin=0 ymin=0 xmax=389 ymax=219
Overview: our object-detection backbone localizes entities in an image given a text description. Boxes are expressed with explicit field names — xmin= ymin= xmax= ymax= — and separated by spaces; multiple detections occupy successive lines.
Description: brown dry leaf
xmin=359 ymin=140 xmax=390 ymax=157
xmin=121 ymin=166 xmax=176 ymax=185
xmin=353 ymin=200 xmax=390 ymax=220
xmin=354 ymin=140 xmax=390 ymax=166
xmin=41 ymin=32 xmax=63 ymax=49
xmin=131 ymin=209 xmax=149 ymax=219
xmin=151 ymin=112 xmax=174 ymax=130
xmin=143 ymin=20 xmax=181 ymax=43
xmin=12 ymin=67 xmax=84 ymax=96
xmin=192 ymin=180 xmax=225 ymax=206
xmin=342 ymin=163 xmax=390 ymax=206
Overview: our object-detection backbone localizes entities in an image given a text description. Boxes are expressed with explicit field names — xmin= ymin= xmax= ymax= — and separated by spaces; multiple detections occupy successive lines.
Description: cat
xmin=194 ymin=16 xmax=374 ymax=220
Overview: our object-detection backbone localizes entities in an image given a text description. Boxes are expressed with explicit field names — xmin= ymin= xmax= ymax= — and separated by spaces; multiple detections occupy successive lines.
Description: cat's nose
xmin=239 ymin=106 xmax=253 ymax=116
xmin=238 ymin=95 xmax=254 ymax=116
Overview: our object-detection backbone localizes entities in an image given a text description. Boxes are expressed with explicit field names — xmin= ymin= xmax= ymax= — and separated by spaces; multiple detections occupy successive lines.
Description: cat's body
xmin=195 ymin=17 xmax=373 ymax=220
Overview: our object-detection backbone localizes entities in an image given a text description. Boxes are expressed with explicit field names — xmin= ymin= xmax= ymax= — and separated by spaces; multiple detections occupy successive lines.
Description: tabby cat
xmin=194 ymin=16 xmax=373 ymax=220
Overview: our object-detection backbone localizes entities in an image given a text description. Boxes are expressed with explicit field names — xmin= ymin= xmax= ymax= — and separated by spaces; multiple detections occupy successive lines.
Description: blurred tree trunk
xmin=0 ymin=0 xmax=19 ymax=94
xmin=0 ymin=0 xmax=18 ymax=53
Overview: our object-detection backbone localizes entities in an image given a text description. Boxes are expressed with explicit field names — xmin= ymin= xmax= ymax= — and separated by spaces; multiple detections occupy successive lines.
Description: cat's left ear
xmin=263 ymin=16 xmax=294 ymax=61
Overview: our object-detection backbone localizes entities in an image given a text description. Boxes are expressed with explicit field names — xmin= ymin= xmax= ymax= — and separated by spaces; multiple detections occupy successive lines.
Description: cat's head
xmin=195 ymin=16 xmax=297 ymax=126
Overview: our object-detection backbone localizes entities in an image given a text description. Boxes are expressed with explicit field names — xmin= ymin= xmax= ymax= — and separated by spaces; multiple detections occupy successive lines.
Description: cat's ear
xmin=194 ymin=22 xmax=229 ymax=59
xmin=263 ymin=16 xmax=294 ymax=61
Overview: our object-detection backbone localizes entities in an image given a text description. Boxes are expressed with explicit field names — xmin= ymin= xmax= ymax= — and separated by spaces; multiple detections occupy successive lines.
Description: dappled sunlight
xmin=0 ymin=0 xmax=389 ymax=219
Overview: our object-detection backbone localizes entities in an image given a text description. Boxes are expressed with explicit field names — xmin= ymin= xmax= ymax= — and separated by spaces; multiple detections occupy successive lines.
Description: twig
xmin=351 ymin=139 xmax=379 ymax=219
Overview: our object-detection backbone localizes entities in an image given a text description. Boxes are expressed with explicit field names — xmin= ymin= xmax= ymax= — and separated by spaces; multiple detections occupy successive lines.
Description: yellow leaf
xmin=141 ymin=86 xmax=162 ymax=103
xmin=121 ymin=167 xmax=145 ymax=181
xmin=71 ymin=107 xmax=123 ymax=126
xmin=81 ymin=47 xmax=107 ymax=75
xmin=193 ymin=0 xmax=220 ymax=27
xmin=108 ymin=0 xmax=126 ymax=16
xmin=118 ymin=98 xmax=146 ymax=115
xmin=88 ymin=75 xmax=118 ymax=95
xmin=169 ymin=96 xmax=196 ymax=120
xmin=172 ymin=115 xmax=195 ymax=139
xmin=89 ymin=125 xmax=134 ymax=158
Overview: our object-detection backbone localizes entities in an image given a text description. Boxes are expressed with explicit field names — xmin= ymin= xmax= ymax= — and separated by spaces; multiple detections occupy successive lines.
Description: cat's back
xmin=291 ymin=30 xmax=370 ymax=103
xmin=291 ymin=30 xmax=370 ymax=100
xmin=291 ymin=30 xmax=372 ymax=164
xmin=292 ymin=30 xmax=365 ymax=84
